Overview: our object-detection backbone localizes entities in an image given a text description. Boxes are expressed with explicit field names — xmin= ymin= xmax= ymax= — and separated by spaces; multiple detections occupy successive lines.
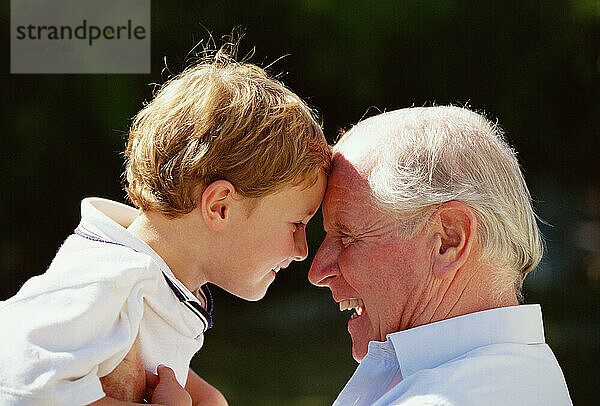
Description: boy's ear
xmin=430 ymin=201 xmax=477 ymax=278
xmin=200 ymin=180 xmax=236 ymax=231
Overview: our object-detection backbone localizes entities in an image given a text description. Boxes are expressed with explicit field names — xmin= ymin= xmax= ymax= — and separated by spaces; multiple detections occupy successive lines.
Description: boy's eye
xmin=293 ymin=222 xmax=306 ymax=232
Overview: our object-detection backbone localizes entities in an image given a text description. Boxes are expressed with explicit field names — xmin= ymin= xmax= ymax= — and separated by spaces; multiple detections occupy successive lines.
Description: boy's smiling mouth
xmin=272 ymin=261 xmax=292 ymax=274
xmin=339 ymin=298 xmax=365 ymax=320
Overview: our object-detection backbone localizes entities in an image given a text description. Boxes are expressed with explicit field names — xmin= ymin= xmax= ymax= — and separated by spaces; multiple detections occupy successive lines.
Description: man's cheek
xmin=100 ymin=334 xmax=146 ymax=402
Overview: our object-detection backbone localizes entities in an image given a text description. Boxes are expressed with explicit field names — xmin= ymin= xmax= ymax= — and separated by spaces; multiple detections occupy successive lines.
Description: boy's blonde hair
xmin=124 ymin=46 xmax=331 ymax=216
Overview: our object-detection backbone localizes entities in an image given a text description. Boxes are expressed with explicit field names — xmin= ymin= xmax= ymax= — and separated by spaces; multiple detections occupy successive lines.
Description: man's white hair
xmin=348 ymin=106 xmax=543 ymax=300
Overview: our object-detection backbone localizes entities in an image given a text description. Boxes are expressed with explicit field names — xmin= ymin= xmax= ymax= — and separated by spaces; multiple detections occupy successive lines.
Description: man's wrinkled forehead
xmin=332 ymin=139 xmax=376 ymax=180
xmin=325 ymin=118 xmax=390 ymax=205
xmin=323 ymin=151 xmax=373 ymax=214
xmin=326 ymin=109 xmax=414 ymax=198
xmin=329 ymin=151 xmax=367 ymax=188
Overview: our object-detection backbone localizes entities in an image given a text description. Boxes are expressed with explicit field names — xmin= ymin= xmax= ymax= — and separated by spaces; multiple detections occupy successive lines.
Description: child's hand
xmin=145 ymin=365 xmax=192 ymax=406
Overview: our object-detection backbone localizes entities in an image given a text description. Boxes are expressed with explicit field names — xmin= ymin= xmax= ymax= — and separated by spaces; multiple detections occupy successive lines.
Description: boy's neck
xmin=127 ymin=210 xmax=210 ymax=295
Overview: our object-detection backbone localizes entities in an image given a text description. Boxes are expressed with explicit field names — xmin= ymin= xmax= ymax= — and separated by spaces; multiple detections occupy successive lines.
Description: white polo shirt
xmin=0 ymin=198 xmax=213 ymax=406
xmin=334 ymin=305 xmax=572 ymax=406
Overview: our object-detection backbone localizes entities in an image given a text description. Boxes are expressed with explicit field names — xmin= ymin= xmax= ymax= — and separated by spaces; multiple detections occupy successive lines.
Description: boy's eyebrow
xmin=300 ymin=207 xmax=320 ymax=219
xmin=306 ymin=208 xmax=319 ymax=217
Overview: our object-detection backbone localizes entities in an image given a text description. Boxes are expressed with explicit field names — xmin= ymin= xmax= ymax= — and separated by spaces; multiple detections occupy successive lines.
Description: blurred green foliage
xmin=2 ymin=0 xmax=599 ymax=404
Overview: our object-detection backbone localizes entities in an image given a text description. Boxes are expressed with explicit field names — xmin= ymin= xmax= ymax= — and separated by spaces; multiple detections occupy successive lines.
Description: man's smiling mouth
xmin=339 ymin=298 xmax=365 ymax=319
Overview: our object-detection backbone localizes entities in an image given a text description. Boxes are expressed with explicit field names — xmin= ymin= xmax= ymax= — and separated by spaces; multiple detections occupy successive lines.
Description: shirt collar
xmin=387 ymin=304 xmax=545 ymax=378
xmin=77 ymin=197 xmax=213 ymax=330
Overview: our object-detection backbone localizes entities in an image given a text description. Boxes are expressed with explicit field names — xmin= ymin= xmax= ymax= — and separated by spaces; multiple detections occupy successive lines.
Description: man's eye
xmin=340 ymin=234 xmax=355 ymax=247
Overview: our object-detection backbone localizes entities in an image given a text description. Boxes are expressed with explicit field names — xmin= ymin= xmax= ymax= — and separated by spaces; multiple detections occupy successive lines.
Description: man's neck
xmin=403 ymin=264 xmax=519 ymax=331
xmin=443 ymin=277 xmax=519 ymax=320
xmin=127 ymin=211 xmax=209 ymax=294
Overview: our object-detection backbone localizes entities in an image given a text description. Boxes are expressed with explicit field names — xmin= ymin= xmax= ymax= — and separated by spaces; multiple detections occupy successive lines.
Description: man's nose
xmin=308 ymin=235 xmax=339 ymax=287
xmin=293 ymin=227 xmax=308 ymax=261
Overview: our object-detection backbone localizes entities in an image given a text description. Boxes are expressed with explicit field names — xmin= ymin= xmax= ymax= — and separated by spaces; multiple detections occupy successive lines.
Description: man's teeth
xmin=339 ymin=298 xmax=365 ymax=313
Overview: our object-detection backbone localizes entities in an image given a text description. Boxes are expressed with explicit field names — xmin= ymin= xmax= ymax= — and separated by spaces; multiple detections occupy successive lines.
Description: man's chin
xmin=350 ymin=336 xmax=369 ymax=363
xmin=351 ymin=348 xmax=366 ymax=363
xmin=348 ymin=314 xmax=371 ymax=362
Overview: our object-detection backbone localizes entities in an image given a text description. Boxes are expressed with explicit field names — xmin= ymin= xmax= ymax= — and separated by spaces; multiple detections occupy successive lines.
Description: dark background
xmin=2 ymin=1 xmax=599 ymax=405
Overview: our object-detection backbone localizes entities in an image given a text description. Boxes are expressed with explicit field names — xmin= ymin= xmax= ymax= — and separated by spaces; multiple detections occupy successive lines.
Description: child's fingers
xmin=144 ymin=370 xmax=159 ymax=403
xmin=145 ymin=370 xmax=159 ymax=388
xmin=151 ymin=365 xmax=192 ymax=405
xmin=156 ymin=364 xmax=177 ymax=382
xmin=144 ymin=384 xmax=154 ymax=403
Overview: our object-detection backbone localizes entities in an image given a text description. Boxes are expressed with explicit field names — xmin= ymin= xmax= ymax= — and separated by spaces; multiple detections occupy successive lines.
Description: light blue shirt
xmin=333 ymin=305 xmax=572 ymax=406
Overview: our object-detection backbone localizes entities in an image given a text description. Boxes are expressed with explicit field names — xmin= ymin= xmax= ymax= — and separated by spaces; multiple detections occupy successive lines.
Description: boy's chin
xmin=243 ymin=288 xmax=269 ymax=302
xmin=235 ymin=284 xmax=271 ymax=302
xmin=223 ymin=273 xmax=274 ymax=301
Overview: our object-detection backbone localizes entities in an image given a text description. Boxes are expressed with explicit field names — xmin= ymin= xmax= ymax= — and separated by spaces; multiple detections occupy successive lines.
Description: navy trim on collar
xmin=161 ymin=275 xmax=214 ymax=330
xmin=74 ymin=225 xmax=213 ymax=330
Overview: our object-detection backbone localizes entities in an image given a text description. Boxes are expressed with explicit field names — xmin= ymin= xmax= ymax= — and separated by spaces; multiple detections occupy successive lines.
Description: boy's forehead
xmin=295 ymin=174 xmax=327 ymax=215
xmin=255 ymin=174 xmax=326 ymax=216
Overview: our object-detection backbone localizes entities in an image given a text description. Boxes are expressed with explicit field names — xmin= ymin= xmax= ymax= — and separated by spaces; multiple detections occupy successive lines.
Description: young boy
xmin=0 ymin=46 xmax=331 ymax=405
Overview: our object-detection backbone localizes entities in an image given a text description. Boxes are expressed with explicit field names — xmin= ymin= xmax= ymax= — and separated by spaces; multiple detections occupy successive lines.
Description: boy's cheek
xmin=100 ymin=334 xmax=146 ymax=402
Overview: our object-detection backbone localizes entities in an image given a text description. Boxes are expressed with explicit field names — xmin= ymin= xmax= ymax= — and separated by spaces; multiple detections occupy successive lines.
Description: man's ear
xmin=200 ymin=180 xmax=236 ymax=231
xmin=430 ymin=201 xmax=477 ymax=278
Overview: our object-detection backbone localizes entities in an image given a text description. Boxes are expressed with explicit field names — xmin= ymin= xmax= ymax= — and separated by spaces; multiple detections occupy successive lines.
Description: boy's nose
xmin=293 ymin=227 xmax=308 ymax=261
xmin=308 ymin=235 xmax=339 ymax=287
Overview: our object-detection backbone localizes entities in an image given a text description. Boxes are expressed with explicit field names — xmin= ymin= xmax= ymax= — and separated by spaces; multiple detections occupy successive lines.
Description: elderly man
xmin=309 ymin=106 xmax=572 ymax=405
